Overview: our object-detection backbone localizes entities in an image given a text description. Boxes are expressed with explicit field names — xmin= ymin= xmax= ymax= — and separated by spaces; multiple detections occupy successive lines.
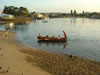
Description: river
xmin=0 ymin=18 xmax=100 ymax=61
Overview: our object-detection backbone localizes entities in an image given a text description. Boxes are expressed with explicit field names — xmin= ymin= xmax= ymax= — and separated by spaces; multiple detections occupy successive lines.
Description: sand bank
xmin=0 ymin=31 xmax=51 ymax=75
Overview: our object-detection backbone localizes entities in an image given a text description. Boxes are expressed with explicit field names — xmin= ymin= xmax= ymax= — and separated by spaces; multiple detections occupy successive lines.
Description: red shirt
xmin=64 ymin=32 xmax=66 ymax=36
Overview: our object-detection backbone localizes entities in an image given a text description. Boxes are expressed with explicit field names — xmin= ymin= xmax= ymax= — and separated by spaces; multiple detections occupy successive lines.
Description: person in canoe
xmin=58 ymin=35 xmax=61 ymax=39
xmin=39 ymin=33 xmax=42 ymax=37
xmin=52 ymin=35 xmax=56 ymax=38
xmin=46 ymin=34 xmax=50 ymax=38
xmin=63 ymin=31 xmax=67 ymax=38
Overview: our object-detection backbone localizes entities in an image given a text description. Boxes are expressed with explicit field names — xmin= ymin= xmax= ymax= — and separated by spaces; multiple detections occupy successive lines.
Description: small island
xmin=0 ymin=6 xmax=33 ymax=22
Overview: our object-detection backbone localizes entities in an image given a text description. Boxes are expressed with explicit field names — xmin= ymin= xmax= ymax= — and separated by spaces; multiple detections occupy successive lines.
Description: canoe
xmin=37 ymin=36 xmax=67 ymax=42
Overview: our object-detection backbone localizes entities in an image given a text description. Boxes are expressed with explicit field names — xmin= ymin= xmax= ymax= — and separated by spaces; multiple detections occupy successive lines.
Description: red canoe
xmin=37 ymin=36 xmax=67 ymax=42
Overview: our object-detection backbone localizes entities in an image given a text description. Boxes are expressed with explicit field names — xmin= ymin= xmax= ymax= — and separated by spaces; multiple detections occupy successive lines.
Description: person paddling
xmin=63 ymin=31 xmax=67 ymax=38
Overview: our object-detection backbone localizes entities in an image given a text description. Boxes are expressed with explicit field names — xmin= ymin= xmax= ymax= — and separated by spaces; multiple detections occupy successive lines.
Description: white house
xmin=0 ymin=13 xmax=14 ymax=19
xmin=37 ymin=14 xmax=43 ymax=18
xmin=0 ymin=11 xmax=2 ymax=14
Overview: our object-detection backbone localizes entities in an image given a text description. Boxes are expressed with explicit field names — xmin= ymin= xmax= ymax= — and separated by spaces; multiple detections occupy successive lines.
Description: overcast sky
xmin=0 ymin=0 xmax=100 ymax=13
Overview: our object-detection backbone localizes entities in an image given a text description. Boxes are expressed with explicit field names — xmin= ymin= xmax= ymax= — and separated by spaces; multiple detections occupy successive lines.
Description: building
xmin=35 ymin=13 xmax=44 ymax=19
xmin=0 ymin=13 xmax=14 ymax=19
xmin=0 ymin=11 xmax=2 ymax=14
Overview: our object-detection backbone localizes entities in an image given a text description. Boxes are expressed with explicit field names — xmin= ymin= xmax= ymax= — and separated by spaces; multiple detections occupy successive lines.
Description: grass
xmin=20 ymin=49 xmax=100 ymax=75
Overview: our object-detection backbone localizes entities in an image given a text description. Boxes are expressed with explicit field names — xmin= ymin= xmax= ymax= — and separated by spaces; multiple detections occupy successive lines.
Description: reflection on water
xmin=6 ymin=22 xmax=15 ymax=30
xmin=2 ymin=21 xmax=31 ymax=31
xmin=38 ymin=41 xmax=67 ymax=49
xmin=14 ymin=21 xmax=30 ymax=25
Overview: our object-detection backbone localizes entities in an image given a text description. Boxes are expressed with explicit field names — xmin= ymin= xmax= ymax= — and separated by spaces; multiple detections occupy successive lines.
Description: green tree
xmin=70 ymin=10 xmax=73 ymax=17
xmin=3 ymin=6 xmax=8 ymax=13
xmin=82 ymin=11 xmax=86 ymax=17
xmin=3 ymin=6 xmax=30 ymax=16
xmin=73 ymin=10 xmax=77 ymax=17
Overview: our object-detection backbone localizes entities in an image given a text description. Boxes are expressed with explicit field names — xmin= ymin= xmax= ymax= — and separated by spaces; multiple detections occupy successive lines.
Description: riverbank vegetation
xmin=21 ymin=49 xmax=100 ymax=75
xmin=3 ymin=6 xmax=30 ymax=16
xmin=1 ymin=6 xmax=100 ymax=19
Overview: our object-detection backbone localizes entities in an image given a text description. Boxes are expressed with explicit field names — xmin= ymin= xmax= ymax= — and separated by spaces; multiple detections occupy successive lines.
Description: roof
xmin=0 ymin=13 xmax=14 ymax=17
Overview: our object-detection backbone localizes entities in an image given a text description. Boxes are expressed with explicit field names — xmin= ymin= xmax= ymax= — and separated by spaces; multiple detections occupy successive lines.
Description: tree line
xmin=70 ymin=10 xmax=86 ymax=17
xmin=2 ymin=6 xmax=100 ymax=19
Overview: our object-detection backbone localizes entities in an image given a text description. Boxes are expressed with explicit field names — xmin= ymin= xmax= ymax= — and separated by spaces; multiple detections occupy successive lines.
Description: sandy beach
xmin=0 ymin=31 xmax=51 ymax=75
xmin=0 ymin=31 xmax=100 ymax=75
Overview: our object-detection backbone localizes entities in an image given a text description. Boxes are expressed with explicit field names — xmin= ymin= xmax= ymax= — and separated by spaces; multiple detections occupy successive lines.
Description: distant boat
xmin=42 ymin=20 xmax=48 ymax=23
xmin=42 ymin=17 xmax=49 ymax=23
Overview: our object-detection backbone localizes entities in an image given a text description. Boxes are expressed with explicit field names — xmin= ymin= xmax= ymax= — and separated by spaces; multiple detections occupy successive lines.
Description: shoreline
xmin=0 ymin=31 xmax=51 ymax=75
xmin=0 ymin=30 xmax=100 ymax=75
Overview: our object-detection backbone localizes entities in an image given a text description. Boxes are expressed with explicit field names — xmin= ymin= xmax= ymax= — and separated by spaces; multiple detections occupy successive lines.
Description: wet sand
xmin=0 ymin=31 xmax=51 ymax=75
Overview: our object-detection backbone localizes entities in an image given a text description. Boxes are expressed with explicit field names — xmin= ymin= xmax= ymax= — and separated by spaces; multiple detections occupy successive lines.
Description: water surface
xmin=0 ymin=18 xmax=100 ymax=61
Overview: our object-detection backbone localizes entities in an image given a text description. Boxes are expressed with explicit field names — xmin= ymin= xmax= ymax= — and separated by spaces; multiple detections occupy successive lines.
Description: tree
xmin=3 ymin=6 xmax=30 ymax=16
xmin=82 ymin=11 xmax=86 ymax=17
xmin=70 ymin=10 xmax=73 ymax=17
xmin=3 ymin=6 xmax=8 ymax=14
xmin=73 ymin=10 xmax=77 ymax=17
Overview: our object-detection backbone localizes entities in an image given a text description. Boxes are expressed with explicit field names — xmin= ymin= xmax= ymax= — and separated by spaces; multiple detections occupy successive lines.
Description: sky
xmin=0 ymin=0 xmax=100 ymax=13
